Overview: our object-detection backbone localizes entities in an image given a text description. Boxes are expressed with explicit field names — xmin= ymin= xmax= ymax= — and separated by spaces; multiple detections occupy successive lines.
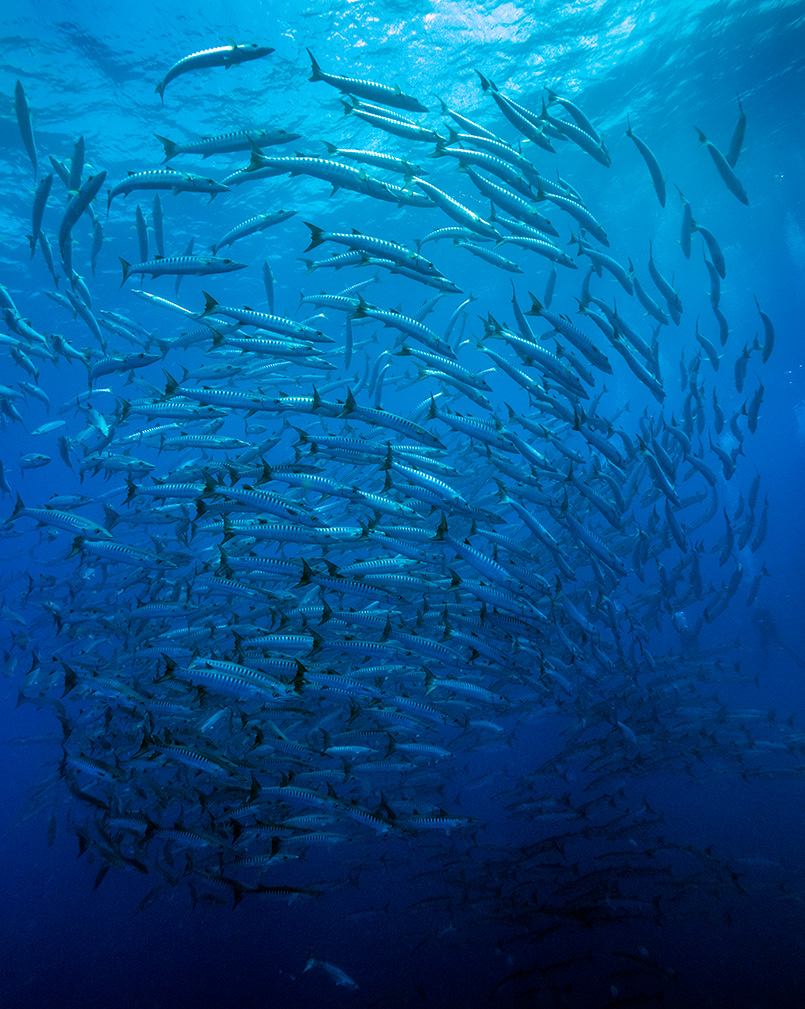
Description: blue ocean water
xmin=1 ymin=1 xmax=804 ymax=1007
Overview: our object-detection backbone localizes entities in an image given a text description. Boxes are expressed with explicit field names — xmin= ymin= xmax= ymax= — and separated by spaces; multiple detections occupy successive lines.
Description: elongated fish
xmin=726 ymin=95 xmax=746 ymax=168
xmin=14 ymin=80 xmax=37 ymax=178
xmin=211 ymin=210 xmax=296 ymax=254
xmin=695 ymin=127 xmax=749 ymax=204
xmin=626 ymin=116 xmax=666 ymax=207
xmin=155 ymin=126 xmax=299 ymax=162
xmin=308 ymin=50 xmax=427 ymax=112
xmin=3 ymin=35 xmax=780 ymax=957
xmin=58 ymin=172 xmax=107 ymax=256
xmin=155 ymin=42 xmax=274 ymax=100
xmin=107 ymin=170 xmax=229 ymax=212
xmin=119 ymin=255 xmax=246 ymax=284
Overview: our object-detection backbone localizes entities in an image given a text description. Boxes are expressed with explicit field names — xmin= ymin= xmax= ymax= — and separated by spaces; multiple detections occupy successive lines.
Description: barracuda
xmin=58 ymin=171 xmax=106 ymax=256
xmin=145 ymin=735 xmax=241 ymax=777
xmin=68 ymin=536 xmax=176 ymax=569
xmin=323 ymin=141 xmax=423 ymax=177
xmin=29 ymin=174 xmax=52 ymax=255
xmin=537 ymin=187 xmax=609 ymax=246
xmin=157 ymin=128 xmax=298 ymax=163
xmin=211 ymin=210 xmax=296 ymax=254
xmin=695 ymin=127 xmax=749 ymax=204
xmin=562 ymin=513 xmax=627 ymax=577
xmin=89 ymin=352 xmax=161 ymax=380
xmin=546 ymin=87 xmax=603 ymax=144
xmin=8 ymin=495 xmax=112 ymax=539
xmin=303 ymin=222 xmax=440 ymax=277
xmin=501 ymin=234 xmax=575 ymax=268
xmin=437 ymin=133 xmax=546 ymax=192
xmin=206 ymin=482 xmax=323 ymax=526
xmin=626 ymin=117 xmax=666 ymax=207
xmin=351 ymin=295 xmax=456 ymax=357
xmin=14 ymin=80 xmax=37 ymax=178
xmin=462 ymin=166 xmax=554 ymax=235
xmin=527 ymin=294 xmax=612 ymax=373
xmin=412 ymin=176 xmax=500 ymax=240
xmin=347 ymin=105 xmax=442 ymax=145
xmin=6 ymin=30 xmax=781 ymax=954
xmin=485 ymin=316 xmax=588 ymax=400
xmin=108 ymin=170 xmax=229 ymax=215
xmin=539 ymin=100 xmax=611 ymax=166
xmin=692 ymin=222 xmax=726 ymax=279
xmin=155 ymin=41 xmax=274 ymax=100
xmin=476 ymin=72 xmax=555 ymax=152
xmin=235 ymin=151 xmax=401 ymax=204
xmin=573 ymin=239 xmax=633 ymax=294
xmin=119 ymin=255 xmax=245 ymax=284
xmin=308 ymin=50 xmax=427 ymax=112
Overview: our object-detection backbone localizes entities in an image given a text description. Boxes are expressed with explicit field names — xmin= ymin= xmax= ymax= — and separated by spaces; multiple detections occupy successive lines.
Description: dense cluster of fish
xmin=2 ymin=41 xmax=786 ymax=1002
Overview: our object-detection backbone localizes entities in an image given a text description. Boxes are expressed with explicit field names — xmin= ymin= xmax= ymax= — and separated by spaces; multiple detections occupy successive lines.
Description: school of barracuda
xmin=2 ymin=39 xmax=790 ymax=999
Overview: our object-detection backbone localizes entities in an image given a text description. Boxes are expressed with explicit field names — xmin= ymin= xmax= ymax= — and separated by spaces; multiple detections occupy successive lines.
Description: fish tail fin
xmin=154 ymin=134 xmax=177 ymax=163
xmin=525 ymin=292 xmax=543 ymax=316
xmin=350 ymin=295 xmax=369 ymax=320
xmin=307 ymin=50 xmax=322 ymax=82
xmin=200 ymin=291 xmax=219 ymax=317
xmin=291 ymin=425 xmax=310 ymax=448
xmin=303 ymin=222 xmax=324 ymax=252
xmin=8 ymin=492 xmax=25 ymax=522
xmin=103 ymin=503 xmax=119 ymax=530
xmin=428 ymin=136 xmax=447 ymax=159
xmin=118 ymin=258 xmax=130 ymax=286
xmin=340 ymin=388 xmax=356 ymax=416
xmin=62 ymin=662 xmax=78 ymax=695
xmin=246 ymin=147 xmax=266 ymax=173
xmin=67 ymin=536 xmax=85 ymax=559
xmin=297 ymin=559 xmax=315 ymax=587
xmin=133 ymin=729 xmax=155 ymax=758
